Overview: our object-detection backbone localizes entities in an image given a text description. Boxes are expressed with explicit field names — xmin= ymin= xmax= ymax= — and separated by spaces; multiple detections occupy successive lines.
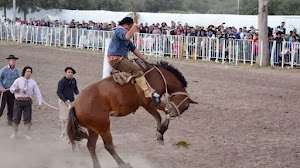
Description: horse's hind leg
xmin=100 ymin=129 xmax=132 ymax=168
xmin=87 ymin=129 xmax=101 ymax=168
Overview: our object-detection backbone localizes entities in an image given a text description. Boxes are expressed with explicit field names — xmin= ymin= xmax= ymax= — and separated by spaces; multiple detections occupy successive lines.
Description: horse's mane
xmin=153 ymin=61 xmax=187 ymax=88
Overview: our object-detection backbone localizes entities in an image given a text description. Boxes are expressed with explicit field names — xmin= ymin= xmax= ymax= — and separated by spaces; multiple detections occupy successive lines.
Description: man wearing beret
xmin=57 ymin=67 xmax=79 ymax=138
xmin=0 ymin=55 xmax=19 ymax=126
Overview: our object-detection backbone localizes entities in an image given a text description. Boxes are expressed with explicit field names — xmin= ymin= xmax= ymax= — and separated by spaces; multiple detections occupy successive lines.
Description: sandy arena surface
xmin=0 ymin=42 xmax=300 ymax=168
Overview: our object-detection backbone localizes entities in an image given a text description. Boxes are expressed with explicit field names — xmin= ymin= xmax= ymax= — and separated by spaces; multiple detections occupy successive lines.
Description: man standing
xmin=0 ymin=55 xmax=19 ymax=126
xmin=10 ymin=66 xmax=42 ymax=140
xmin=57 ymin=67 xmax=79 ymax=138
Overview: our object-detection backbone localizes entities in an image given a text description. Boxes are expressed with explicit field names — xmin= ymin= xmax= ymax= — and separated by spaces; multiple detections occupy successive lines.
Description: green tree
xmin=97 ymin=0 xmax=124 ymax=11
xmin=0 ymin=0 xmax=11 ymax=17
xmin=17 ymin=0 xmax=41 ymax=21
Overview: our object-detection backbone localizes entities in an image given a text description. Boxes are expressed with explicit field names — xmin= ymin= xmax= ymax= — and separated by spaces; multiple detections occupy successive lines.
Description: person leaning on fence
xmin=9 ymin=66 xmax=42 ymax=140
xmin=0 ymin=55 xmax=20 ymax=126
xmin=107 ymin=16 xmax=161 ymax=105
xmin=56 ymin=67 xmax=79 ymax=138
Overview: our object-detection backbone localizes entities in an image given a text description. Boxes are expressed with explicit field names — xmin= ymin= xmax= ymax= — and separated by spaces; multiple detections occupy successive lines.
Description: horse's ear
xmin=189 ymin=98 xmax=198 ymax=104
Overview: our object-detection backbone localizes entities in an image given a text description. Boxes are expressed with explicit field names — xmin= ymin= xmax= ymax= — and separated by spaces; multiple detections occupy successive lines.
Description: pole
xmin=13 ymin=0 xmax=16 ymax=23
xmin=238 ymin=0 xmax=240 ymax=15
xmin=130 ymin=0 xmax=137 ymax=18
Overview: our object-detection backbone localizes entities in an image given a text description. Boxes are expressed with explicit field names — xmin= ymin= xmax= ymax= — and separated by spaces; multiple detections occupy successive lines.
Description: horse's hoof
xmin=156 ymin=131 xmax=164 ymax=140
xmin=119 ymin=163 xmax=133 ymax=168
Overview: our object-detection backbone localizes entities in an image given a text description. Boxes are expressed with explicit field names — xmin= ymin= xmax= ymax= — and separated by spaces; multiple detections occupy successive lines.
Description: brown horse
xmin=67 ymin=60 xmax=198 ymax=168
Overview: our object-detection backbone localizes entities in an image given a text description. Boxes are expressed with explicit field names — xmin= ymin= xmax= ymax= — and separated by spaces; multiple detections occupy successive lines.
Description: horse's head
xmin=167 ymin=91 xmax=198 ymax=119
xmin=149 ymin=61 xmax=198 ymax=119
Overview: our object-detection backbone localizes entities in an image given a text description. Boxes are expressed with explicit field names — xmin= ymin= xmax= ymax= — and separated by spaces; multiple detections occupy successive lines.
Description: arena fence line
xmin=1 ymin=23 xmax=299 ymax=68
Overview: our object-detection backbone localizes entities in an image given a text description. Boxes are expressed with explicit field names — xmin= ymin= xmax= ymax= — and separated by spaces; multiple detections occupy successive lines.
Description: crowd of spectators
xmin=1 ymin=15 xmax=300 ymax=43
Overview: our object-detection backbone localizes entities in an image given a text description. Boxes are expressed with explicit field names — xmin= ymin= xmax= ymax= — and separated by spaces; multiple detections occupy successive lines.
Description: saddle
xmin=111 ymin=58 xmax=147 ymax=85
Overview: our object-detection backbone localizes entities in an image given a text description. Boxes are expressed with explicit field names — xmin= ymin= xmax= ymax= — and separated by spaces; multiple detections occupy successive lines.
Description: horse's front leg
xmin=157 ymin=117 xmax=170 ymax=140
xmin=143 ymin=106 xmax=170 ymax=145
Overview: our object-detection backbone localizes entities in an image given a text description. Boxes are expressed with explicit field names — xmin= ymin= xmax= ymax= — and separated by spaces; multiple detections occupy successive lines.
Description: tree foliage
xmin=1 ymin=0 xmax=300 ymax=16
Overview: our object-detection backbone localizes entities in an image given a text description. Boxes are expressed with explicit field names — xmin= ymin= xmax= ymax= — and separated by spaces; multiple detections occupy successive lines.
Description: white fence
xmin=1 ymin=23 xmax=299 ymax=68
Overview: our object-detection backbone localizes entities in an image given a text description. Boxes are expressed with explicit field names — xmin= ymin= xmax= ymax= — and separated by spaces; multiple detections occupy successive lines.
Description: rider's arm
xmin=125 ymin=23 xmax=138 ymax=40
xmin=125 ymin=16 xmax=138 ymax=40
xmin=133 ymin=49 xmax=147 ymax=61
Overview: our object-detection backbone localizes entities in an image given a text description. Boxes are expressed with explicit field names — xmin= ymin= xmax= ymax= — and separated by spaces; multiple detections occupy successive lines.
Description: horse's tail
xmin=67 ymin=107 xmax=88 ymax=149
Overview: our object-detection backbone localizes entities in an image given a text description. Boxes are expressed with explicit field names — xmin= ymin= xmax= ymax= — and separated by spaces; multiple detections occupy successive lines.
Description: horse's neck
xmin=144 ymin=64 xmax=183 ymax=95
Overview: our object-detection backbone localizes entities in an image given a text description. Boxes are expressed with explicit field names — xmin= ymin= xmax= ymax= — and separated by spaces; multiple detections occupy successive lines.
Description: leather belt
xmin=16 ymin=97 xmax=31 ymax=101
xmin=108 ymin=56 xmax=121 ymax=61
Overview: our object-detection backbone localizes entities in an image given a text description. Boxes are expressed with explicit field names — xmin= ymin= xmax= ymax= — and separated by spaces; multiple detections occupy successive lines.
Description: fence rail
xmin=1 ymin=23 xmax=299 ymax=68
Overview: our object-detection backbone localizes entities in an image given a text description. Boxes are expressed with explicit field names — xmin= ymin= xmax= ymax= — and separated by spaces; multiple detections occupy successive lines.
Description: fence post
xmin=81 ymin=29 xmax=84 ymax=50
xmin=208 ymin=38 xmax=212 ymax=61
xmin=150 ymin=36 xmax=153 ymax=56
xmin=0 ymin=23 xmax=2 ymax=41
xmin=45 ymin=27 xmax=49 ymax=46
xmin=201 ymin=38 xmax=205 ymax=60
xmin=281 ymin=41 xmax=286 ymax=68
xmin=177 ymin=36 xmax=180 ymax=59
xmin=143 ymin=35 xmax=146 ymax=55
xmin=216 ymin=38 xmax=220 ymax=62
xmin=236 ymin=41 xmax=239 ymax=65
xmin=260 ymin=41 xmax=263 ymax=66
xmin=70 ymin=29 xmax=73 ymax=48
xmin=64 ymin=26 xmax=67 ymax=48
xmin=18 ymin=26 xmax=22 ymax=44
xmin=97 ymin=30 xmax=100 ymax=50
xmin=251 ymin=40 xmax=254 ymax=66
xmin=76 ymin=29 xmax=79 ymax=49
xmin=59 ymin=27 xmax=62 ymax=46
xmin=103 ymin=39 xmax=111 ymax=79
xmin=92 ymin=31 xmax=95 ymax=50
xmin=54 ymin=27 xmax=57 ymax=46
xmin=36 ymin=26 xmax=39 ymax=45
xmin=222 ymin=39 xmax=226 ymax=64
xmin=30 ymin=26 xmax=34 ymax=44
xmin=163 ymin=35 xmax=166 ymax=57
xmin=102 ymin=31 xmax=105 ymax=52
xmin=185 ymin=36 xmax=189 ymax=60
xmin=194 ymin=37 xmax=198 ymax=60
xmin=243 ymin=40 xmax=246 ymax=64
xmin=155 ymin=36 xmax=158 ymax=57
xmin=291 ymin=43 xmax=295 ymax=68
xmin=50 ymin=28 xmax=53 ymax=47
xmin=270 ymin=41 xmax=277 ymax=67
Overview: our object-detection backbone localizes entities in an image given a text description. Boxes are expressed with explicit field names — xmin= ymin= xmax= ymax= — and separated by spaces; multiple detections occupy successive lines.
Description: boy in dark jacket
xmin=57 ymin=67 xmax=79 ymax=138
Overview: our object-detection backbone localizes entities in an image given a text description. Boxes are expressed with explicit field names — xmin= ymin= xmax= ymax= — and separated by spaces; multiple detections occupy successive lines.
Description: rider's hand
xmin=142 ymin=56 xmax=148 ymax=62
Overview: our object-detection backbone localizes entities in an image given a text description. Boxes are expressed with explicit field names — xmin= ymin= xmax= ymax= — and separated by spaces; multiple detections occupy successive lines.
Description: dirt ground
xmin=0 ymin=42 xmax=300 ymax=168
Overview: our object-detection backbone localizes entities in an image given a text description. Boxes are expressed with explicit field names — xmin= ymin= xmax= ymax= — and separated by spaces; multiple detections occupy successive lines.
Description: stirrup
xmin=151 ymin=92 xmax=161 ymax=106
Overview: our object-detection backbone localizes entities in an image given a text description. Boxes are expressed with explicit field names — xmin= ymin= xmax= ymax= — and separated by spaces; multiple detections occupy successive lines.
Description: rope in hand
xmin=42 ymin=100 xmax=60 ymax=111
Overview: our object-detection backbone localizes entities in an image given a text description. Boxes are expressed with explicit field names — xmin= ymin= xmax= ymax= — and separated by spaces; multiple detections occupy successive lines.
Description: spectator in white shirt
xmin=9 ymin=66 xmax=42 ymax=140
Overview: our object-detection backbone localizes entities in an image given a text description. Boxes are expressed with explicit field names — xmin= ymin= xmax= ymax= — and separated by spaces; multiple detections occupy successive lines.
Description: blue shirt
xmin=107 ymin=27 xmax=136 ymax=57
xmin=0 ymin=65 xmax=19 ymax=89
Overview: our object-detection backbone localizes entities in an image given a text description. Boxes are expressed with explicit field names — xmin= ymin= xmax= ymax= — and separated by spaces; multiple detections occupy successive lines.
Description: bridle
xmin=144 ymin=66 xmax=190 ymax=118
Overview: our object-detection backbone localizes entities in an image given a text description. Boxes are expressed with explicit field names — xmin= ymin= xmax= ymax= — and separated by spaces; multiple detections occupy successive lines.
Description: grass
xmin=174 ymin=140 xmax=190 ymax=148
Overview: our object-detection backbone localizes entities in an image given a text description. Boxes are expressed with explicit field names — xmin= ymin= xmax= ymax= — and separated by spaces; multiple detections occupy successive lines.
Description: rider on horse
xmin=107 ymin=16 xmax=161 ymax=105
